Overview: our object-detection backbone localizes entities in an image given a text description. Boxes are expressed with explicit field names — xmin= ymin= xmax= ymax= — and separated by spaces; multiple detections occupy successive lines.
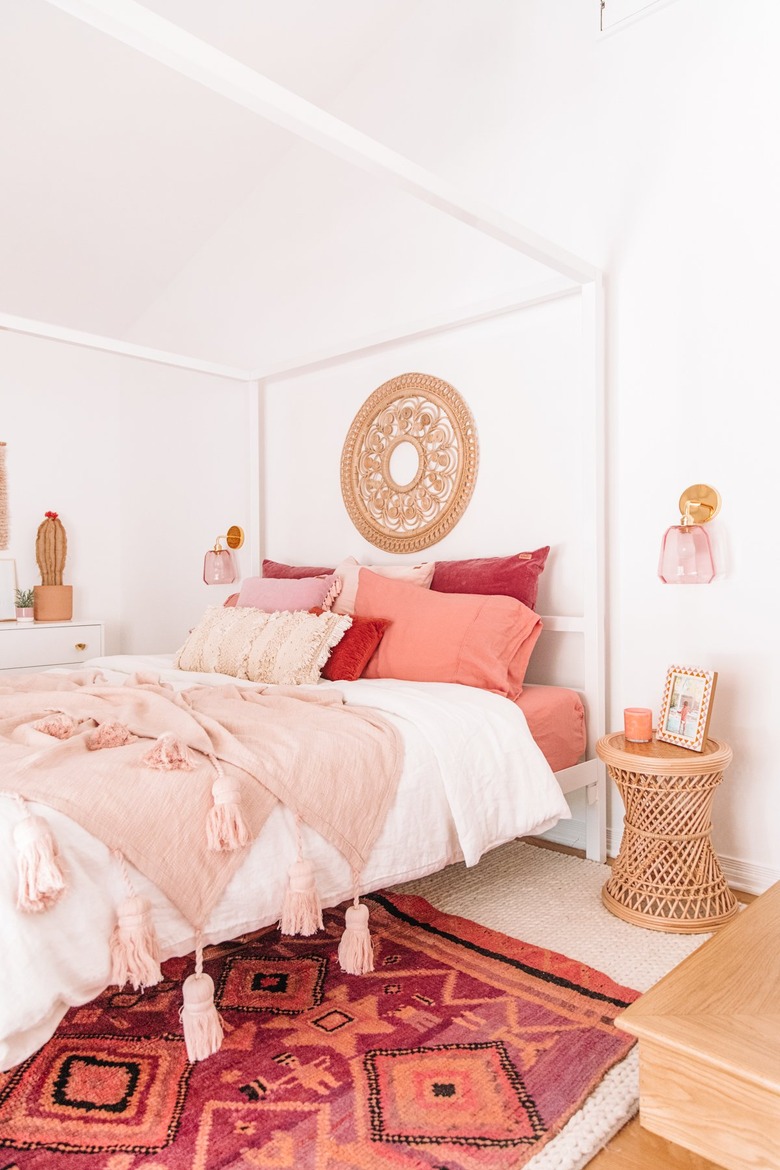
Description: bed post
xmin=581 ymin=277 xmax=607 ymax=863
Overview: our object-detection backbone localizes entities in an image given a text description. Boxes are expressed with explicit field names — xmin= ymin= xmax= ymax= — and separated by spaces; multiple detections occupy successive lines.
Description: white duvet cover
xmin=0 ymin=655 xmax=570 ymax=1070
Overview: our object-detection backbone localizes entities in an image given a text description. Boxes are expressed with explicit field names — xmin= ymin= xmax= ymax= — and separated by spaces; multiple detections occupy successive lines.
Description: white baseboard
xmin=540 ymin=820 xmax=780 ymax=895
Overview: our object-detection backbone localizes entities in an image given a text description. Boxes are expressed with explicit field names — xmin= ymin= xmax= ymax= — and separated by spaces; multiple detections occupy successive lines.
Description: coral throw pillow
xmin=262 ymin=558 xmax=336 ymax=579
xmin=236 ymin=574 xmax=341 ymax=612
xmin=354 ymin=570 xmax=542 ymax=699
xmin=332 ymin=557 xmax=434 ymax=615
xmin=175 ymin=606 xmax=351 ymax=685
xmin=310 ymin=610 xmax=390 ymax=682
xmin=431 ymin=548 xmax=550 ymax=611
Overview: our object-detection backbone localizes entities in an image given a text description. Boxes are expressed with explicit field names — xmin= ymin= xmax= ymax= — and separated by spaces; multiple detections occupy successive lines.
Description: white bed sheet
xmin=0 ymin=655 xmax=571 ymax=1070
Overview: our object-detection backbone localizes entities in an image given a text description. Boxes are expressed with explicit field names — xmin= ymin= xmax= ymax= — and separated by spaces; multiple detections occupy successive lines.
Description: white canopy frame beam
xmin=46 ymin=0 xmax=599 ymax=286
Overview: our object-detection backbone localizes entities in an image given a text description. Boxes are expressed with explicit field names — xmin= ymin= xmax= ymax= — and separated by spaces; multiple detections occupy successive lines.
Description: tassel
xmin=33 ymin=712 xmax=76 ymax=740
xmin=142 ymin=733 xmax=194 ymax=771
xmin=338 ymin=902 xmax=374 ymax=975
xmin=206 ymin=768 xmax=250 ymax=852
xmin=180 ymin=942 xmax=223 ymax=1062
xmin=279 ymin=858 xmax=323 ymax=936
xmin=87 ymin=720 xmax=138 ymax=750
xmin=14 ymin=814 xmax=67 ymax=912
xmin=109 ymin=894 xmax=162 ymax=990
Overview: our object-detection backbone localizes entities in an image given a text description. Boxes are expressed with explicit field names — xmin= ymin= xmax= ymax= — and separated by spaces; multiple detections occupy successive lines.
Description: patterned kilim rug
xmin=0 ymin=885 xmax=641 ymax=1170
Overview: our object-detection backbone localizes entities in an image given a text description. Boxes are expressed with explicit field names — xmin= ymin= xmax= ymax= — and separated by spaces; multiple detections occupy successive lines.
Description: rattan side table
xmin=597 ymin=732 xmax=738 ymax=933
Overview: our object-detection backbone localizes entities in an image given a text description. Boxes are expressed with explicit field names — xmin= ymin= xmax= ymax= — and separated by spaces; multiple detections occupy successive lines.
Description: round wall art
xmin=340 ymin=372 xmax=479 ymax=554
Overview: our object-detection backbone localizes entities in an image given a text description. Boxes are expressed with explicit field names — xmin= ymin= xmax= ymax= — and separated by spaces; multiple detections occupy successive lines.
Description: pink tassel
xmin=279 ymin=858 xmax=323 ymax=936
xmin=206 ymin=771 xmax=250 ymax=852
xmin=109 ymin=894 xmax=162 ymax=990
xmin=180 ymin=944 xmax=223 ymax=1062
xmin=33 ymin=712 xmax=76 ymax=740
xmin=142 ymin=733 xmax=194 ymax=771
xmin=14 ymin=815 xmax=67 ymax=912
xmin=87 ymin=720 xmax=138 ymax=751
xmin=338 ymin=902 xmax=374 ymax=975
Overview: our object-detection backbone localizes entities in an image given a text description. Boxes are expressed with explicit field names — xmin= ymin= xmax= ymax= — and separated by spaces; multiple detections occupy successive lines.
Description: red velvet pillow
xmin=310 ymin=608 xmax=390 ymax=682
xmin=430 ymin=547 xmax=550 ymax=611
xmin=224 ymin=593 xmax=239 ymax=607
xmin=263 ymin=558 xmax=335 ymax=579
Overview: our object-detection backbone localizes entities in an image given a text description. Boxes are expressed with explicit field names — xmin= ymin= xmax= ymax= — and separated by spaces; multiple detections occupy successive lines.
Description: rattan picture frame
xmin=340 ymin=372 xmax=478 ymax=554
xmin=657 ymin=664 xmax=718 ymax=752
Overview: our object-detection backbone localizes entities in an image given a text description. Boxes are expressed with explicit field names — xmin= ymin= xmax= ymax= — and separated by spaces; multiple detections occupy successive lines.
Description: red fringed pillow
xmin=310 ymin=608 xmax=391 ymax=682
xmin=263 ymin=558 xmax=335 ymax=579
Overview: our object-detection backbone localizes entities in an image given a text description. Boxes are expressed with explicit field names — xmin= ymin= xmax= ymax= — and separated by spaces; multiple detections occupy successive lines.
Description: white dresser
xmin=0 ymin=620 xmax=104 ymax=675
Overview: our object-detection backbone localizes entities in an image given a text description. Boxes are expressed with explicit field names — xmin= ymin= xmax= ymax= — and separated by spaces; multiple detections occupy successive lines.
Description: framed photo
xmin=657 ymin=664 xmax=717 ymax=752
xmin=0 ymin=558 xmax=17 ymax=622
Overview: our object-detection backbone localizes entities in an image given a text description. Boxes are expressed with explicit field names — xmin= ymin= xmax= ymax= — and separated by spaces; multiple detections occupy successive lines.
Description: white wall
xmin=1 ymin=331 xmax=123 ymax=644
xmin=263 ymin=0 xmax=780 ymax=885
xmin=0 ymin=332 xmax=250 ymax=656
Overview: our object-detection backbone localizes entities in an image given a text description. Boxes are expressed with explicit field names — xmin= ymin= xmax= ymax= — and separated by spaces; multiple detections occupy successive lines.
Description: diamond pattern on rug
xmin=0 ymin=892 xmax=639 ymax=1168
xmin=366 ymin=1040 xmax=544 ymax=1145
xmin=217 ymin=952 xmax=327 ymax=1014
xmin=0 ymin=1035 xmax=189 ymax=1153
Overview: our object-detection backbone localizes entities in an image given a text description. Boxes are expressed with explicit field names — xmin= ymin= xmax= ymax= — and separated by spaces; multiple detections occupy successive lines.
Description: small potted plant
xmin=15 ymin=587 xmax=35 ymax=621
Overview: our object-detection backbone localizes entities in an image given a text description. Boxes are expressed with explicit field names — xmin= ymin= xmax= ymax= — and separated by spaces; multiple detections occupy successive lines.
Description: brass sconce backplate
xmin=679 ymin=485 xmax=721 ymax=525
xmin=340 ymin=372 xmax=479 ymax=554
xmin=225 ymin=525 xmax=245 ymax=550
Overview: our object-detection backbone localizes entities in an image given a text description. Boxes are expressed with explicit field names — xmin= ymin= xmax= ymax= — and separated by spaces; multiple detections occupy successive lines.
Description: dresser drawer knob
xmin=75 ymin=642 xmax=87 ymax=651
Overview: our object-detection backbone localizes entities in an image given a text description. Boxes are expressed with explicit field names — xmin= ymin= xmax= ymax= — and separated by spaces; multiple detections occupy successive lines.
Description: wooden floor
xmin=525 ymin=838 xmax=755 ymax=1170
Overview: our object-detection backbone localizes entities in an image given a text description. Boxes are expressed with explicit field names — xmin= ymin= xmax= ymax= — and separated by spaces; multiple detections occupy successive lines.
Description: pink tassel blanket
xmin=0 ymin=671 xmax=403 ymax=929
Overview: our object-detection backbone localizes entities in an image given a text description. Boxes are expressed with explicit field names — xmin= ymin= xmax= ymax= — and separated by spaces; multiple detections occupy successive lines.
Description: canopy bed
xmin=0 ymin=0 xmax=606 ymax=1076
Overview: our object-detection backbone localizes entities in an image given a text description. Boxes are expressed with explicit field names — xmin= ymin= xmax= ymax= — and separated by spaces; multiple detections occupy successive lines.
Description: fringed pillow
xmin=236 ymin=573 xmax=342 ymax=612
xmin=175 ymin=606 xmax=352 ymax=685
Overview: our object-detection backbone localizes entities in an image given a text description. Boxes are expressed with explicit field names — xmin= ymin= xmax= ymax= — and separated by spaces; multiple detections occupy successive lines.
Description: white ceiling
xmin=0 ymin=0 xmax=559 ymax=373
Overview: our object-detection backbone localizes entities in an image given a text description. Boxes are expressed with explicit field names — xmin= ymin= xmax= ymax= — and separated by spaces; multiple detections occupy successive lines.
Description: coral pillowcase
xmin=354 ymin=570 xmax=542 ymax=699
xmin=236 ymin=574 xmax=341 ymax=612
xmin=175 ymin=606 xmax=351 ymax=685
xmin=331 ymin=556 xmax=434 ymax=615
xmin=309 ymin=609 xmax=391 ymax=682
xmin=262 ymin=558 xmax=335 ymax=579
xmin=431 ymin=548 xmax=550 ymax=611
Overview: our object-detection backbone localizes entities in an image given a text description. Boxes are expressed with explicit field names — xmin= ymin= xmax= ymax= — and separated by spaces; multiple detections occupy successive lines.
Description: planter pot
xmin=15 ymin=607 xmax=34 ymax=622
xmin=33 ymin=585 xmax=73 ymax=622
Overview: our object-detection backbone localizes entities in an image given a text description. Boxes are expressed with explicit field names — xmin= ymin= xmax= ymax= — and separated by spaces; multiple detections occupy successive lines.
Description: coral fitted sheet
xmin=516 ymin=684 xmax=586 ymax=773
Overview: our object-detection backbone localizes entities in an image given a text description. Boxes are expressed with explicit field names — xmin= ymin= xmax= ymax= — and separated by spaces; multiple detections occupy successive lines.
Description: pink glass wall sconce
xmin=658 ymin=484 xmax=720 ymax=584
xmin=203 ymin=525 xmax=245 ymax=585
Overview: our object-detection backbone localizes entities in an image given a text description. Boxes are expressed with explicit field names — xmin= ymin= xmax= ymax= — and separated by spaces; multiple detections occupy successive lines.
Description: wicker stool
xmin=597 ymin=732 xmax=738 ymax=933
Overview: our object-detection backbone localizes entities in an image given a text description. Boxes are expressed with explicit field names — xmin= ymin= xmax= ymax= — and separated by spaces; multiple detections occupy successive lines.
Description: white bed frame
xmin=8 ymin=0 xmax=609 ymax=864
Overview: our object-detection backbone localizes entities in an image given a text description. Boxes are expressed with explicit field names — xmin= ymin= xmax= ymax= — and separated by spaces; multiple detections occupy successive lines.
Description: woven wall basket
xmin=340 ymin=372 xmax=479 ymax=554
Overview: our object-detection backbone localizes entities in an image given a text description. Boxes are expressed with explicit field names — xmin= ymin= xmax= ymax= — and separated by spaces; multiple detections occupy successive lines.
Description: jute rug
xmin=0 ymin=842 xmax=707 ymax=1169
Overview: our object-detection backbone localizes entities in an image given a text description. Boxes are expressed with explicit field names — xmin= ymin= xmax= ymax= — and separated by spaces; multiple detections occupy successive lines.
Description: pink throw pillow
xmin=236 ymin=574 xmax=341 ymax=612
xmin=332 ymin=558 xmax=435 ymax=615
xmin=354 ymin=570 xmax=542 ymax=699
xmin=431 ymin=548 xmax=550 ymax=611
xmin=262 ymin=558 xmax=335 ymax=579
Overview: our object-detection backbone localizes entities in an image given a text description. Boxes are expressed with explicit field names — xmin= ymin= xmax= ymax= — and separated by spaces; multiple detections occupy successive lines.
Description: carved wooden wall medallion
xmin=340 ymin=372 xmax=479 ymax=554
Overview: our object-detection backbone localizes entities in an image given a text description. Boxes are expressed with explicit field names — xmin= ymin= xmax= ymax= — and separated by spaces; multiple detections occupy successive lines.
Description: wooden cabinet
xmin=0 ymin=620 xmax=104 ymax=674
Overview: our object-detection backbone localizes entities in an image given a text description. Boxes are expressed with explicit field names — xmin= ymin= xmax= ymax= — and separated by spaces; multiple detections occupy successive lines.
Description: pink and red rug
xmin=0 ymin=891 xmax=638 ymax=1168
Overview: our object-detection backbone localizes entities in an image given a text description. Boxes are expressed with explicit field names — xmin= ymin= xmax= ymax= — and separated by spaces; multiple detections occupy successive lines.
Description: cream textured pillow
xmin=175 ymin=606 xmax=352 ymax=685
xmin=332 ymin=556 xmax=435 ymax=614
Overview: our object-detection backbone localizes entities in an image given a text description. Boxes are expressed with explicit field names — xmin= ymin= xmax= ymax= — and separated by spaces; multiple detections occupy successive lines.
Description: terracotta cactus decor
xmin=33 ymin=510 xmax=73 ymax=621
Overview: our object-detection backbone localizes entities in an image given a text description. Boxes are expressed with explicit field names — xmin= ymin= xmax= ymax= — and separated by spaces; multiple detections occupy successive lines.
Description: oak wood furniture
xmin=597 ymin=732 xmax=737 ymax=932
xmin=0 ymin=619 xmax=104 ymax=676
xmin=615 ymin=881 xmax=780 ymax=1170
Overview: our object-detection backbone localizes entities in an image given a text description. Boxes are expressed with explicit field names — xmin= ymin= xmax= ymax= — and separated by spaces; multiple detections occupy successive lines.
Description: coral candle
xmin=624 ymin=707 xmax=652 ymax=743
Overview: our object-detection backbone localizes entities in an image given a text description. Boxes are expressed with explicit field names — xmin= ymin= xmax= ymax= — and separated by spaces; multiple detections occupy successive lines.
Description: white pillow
xmin=175 ymin=606 xmax=352 ymax=685
xmin=331 ymin=557 xmax=435 ymax=615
